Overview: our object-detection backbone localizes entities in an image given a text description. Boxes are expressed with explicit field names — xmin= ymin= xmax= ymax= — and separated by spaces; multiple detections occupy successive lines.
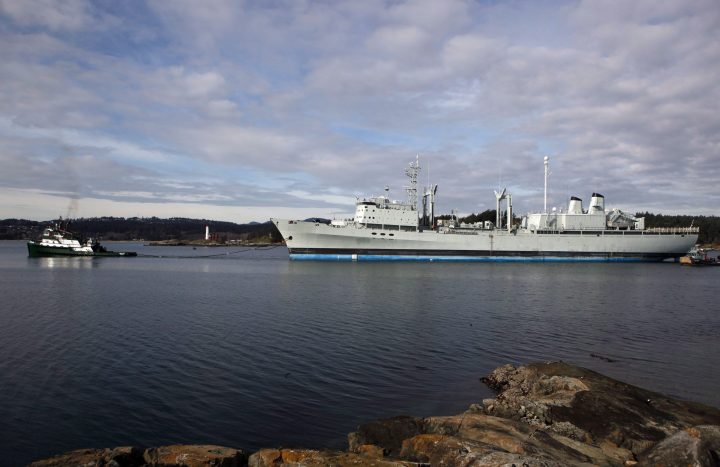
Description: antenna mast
xmin=405 ymin=155 xmax=420 ymax=210
xmin=544 ymin=156 xmax=549 ymax=213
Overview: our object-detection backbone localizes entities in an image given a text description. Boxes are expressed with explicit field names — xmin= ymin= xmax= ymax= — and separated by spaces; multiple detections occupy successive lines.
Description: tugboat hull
xmin=27 ymin=242 xmax=137 ymax=257
xmin=27 ymin=242 xmax=92 ymax=257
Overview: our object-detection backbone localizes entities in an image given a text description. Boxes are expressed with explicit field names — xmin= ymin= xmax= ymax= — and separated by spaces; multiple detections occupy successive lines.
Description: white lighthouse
xmin=205 ymin=225 xmax=210 ymax=241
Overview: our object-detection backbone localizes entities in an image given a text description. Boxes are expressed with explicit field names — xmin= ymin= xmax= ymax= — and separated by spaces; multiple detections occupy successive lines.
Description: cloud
xmin=0 ymin=0 xmax=93 ymax=31
xmin=172 ymin=124 xmax=306 ymax=166
xmin=0 ymin=0 xmax=719 ymax=222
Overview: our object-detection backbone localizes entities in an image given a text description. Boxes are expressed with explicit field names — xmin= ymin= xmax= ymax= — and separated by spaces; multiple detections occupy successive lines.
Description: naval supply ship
xmin=272 ymin=157 xmax=697 ymax=262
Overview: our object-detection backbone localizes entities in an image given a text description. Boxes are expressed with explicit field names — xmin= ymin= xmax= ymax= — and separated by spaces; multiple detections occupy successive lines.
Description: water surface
xmin=1 ymin=240 xmax=718 ymax=465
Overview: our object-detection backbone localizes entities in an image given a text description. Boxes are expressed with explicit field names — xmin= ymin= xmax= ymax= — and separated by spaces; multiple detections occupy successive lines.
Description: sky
xmin=0 ymin=0 xmax=718 ymax=223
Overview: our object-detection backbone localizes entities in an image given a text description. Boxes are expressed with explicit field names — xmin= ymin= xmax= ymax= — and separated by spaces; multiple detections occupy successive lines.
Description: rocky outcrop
xmin=29 ymin=362 xmax=720 ymax=467
xmin=347 ymin=416 xmax=424 ymax=457
xmin=247 ymin=448 xmax=410 ymax=466
xmin=346 ymin=362 xmax=720 ymax=466
xmin=142 ymin=445 xmax=246 ymax=466
xmin=29 ymin=446 xmax=145 ymax=467
xmin=349 ymin=413 xmax=628 ymax=466
xmin=29 ymin=445 xmax=246 ymax=467
xmin=637 ymin=425 xmax=720 ymax=466
xmin=479 ymin=362 xmax=720 ymax=457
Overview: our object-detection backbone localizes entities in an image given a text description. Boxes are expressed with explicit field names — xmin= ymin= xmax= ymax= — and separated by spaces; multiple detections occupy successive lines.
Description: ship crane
xmin=606 ymin=209 xmax=639 ymax=229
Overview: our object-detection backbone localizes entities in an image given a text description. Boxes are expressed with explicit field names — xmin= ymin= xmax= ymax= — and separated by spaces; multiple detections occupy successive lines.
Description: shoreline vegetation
xmin=30 ymin=362 xmax=720 ymax=466
xmin=0 ymin=217 xmax=284 ymax=245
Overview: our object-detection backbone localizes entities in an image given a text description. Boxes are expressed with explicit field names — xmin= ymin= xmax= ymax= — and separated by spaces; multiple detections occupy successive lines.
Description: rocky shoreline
xmin=30 ymin=362 xmax=720 ymax=466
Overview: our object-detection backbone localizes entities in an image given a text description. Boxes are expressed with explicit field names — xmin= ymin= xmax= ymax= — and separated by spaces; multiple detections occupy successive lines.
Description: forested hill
xmin=439 ymin=209 xmax=720 ymax=244
xmin=0 ymin=217 xmax=282 ymax=243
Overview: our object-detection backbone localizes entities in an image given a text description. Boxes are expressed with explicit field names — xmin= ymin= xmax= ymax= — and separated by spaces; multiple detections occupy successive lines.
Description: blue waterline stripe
xmin=289 ymin=254 xmax=659 ymax=262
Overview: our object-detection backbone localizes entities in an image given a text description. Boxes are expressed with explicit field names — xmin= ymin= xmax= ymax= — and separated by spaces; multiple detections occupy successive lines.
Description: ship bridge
xmin=354 ymin=196 xmax=417 ymax=229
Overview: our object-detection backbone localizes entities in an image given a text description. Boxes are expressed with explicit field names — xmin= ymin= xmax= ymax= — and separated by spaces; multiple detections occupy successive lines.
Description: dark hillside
xmin=0 ymin=217 xmax=282 ymax=243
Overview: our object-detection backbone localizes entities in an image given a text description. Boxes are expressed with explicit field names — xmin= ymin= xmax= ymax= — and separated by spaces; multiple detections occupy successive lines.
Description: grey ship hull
xmin=272 ymin=220 xmax=697 ymax=262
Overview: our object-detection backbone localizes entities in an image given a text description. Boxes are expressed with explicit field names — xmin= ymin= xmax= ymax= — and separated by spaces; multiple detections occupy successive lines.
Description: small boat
xmin=27 ymin=223 xmax=137 ymax=257
xmin=679 ymin=247 xmax=719 ymax=266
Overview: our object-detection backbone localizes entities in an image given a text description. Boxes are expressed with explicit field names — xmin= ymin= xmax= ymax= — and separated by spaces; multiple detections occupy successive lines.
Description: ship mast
xmin=404 ymin=156 xmax=421 ymax=231
xmin=544 ymin=156 xmax=549 ymax=213
xmin=404 ymin=155 xmax=420 ymax=211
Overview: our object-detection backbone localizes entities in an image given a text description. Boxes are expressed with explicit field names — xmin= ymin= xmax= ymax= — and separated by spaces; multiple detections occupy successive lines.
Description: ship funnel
xmin=495 ymin=188 xmax=507 ymax=228
xmin=568 ymin=196 xmax=583 ymax=214
xmin=588 ymin=193 xmax=604 ymax=214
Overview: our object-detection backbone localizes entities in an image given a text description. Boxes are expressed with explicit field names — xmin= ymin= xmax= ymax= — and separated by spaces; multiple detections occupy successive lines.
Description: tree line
xmin=0 ymin=217 xmax=283 ymax=243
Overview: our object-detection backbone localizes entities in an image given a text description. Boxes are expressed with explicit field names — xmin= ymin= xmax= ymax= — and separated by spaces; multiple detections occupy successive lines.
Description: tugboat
xmin=27 ymin=221 xmax=137 ymax=257
xmin=679 ymin=247 xmax=719 ymax=266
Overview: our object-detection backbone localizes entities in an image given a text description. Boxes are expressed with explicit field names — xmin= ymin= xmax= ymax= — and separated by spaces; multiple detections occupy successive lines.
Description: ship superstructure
xmin=272 ymin=158 xmax=697 ymax=262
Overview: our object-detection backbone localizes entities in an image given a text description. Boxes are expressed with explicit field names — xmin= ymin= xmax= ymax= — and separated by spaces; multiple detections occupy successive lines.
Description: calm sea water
xmin=1 ymin=240 xmax=719 ymax=465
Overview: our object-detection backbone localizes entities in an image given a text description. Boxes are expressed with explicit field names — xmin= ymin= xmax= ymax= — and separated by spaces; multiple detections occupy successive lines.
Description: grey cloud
xmin=0 ymin=0 xmax=93 ymax=31
xmin=1 ymin=0 xmax=718 ymax=219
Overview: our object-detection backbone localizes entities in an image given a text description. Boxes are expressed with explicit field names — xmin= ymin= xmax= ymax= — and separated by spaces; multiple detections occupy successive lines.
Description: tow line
xmin=136 ymin=245 xmax=282 ymax=259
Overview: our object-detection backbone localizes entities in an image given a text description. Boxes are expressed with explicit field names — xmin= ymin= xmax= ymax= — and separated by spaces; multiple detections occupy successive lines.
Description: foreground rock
xmin=29 ymin=447 xmax=144 ymax=467
xmin=479 ymin=362 xmax=720 ymax=458
xmin=347 ymin=362 xmax=720 ymax=466
xmin=638 ymin=425 xmax=720 ymax=465
xmin=248 ymin=448 xmax=411 ymax=466
xmin=29 ymin=445 xmax=246 ymax=467
xmin=30 ymin=362 xmax=720 ymax=466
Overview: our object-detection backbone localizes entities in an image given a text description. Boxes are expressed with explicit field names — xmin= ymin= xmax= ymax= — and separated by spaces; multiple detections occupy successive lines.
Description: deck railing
xmin=529 ymin=226 xmax=699 ymax=235
xmin=644 ymin=227 xmax=699 ymax=234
